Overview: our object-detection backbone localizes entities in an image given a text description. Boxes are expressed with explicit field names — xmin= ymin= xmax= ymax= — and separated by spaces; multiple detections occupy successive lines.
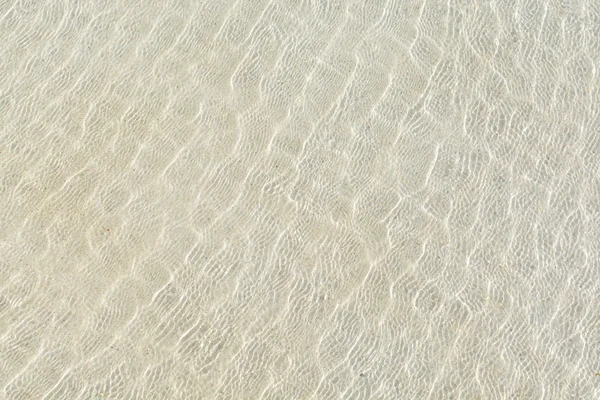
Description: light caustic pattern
xmin=0 ymin=0 xmax=599 ymax=398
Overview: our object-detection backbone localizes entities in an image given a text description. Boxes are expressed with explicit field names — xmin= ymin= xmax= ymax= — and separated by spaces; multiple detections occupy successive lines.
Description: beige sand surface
xmin=1 ymin=0 xmax=599 ymax=399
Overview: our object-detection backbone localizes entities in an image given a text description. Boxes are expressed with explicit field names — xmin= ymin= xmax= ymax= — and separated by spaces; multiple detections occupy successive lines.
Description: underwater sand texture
xmin=1 ymin=0 xmax=600 ymax=399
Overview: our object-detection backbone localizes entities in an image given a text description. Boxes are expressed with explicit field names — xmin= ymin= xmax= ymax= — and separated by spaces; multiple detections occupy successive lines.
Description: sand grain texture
xmin=1 ymin=0 xmax=600 ymax=399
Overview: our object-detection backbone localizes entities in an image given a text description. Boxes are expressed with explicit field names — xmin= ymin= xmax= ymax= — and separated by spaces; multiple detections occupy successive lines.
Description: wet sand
xmin=0 ymin=0 xmax=599 ymax=398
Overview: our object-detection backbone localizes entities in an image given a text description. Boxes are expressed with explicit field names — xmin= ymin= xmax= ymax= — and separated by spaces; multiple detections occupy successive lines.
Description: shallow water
xmin=1 ymin=0 xmax=599 ymax=399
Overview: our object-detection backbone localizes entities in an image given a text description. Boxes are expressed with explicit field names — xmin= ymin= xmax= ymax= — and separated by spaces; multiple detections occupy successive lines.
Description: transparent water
xmin=0 ymin=0 xmax=599 ymax=398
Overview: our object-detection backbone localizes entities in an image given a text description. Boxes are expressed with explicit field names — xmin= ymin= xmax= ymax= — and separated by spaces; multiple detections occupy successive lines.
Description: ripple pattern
xmin=1 ymin=0 xmax=600 ymax=399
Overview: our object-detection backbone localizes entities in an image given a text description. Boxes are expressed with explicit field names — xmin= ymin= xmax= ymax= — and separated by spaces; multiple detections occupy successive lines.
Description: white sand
xmin=1 ymin=0 xmax=599 ymax=398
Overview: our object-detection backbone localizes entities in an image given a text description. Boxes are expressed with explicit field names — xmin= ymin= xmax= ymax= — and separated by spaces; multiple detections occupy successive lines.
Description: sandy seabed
xmin=1 ymin=0 xmax=599 ymax=399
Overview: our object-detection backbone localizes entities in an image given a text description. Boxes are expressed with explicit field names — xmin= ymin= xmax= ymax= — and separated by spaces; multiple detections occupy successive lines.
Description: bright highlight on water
xmin=0 ymin=0 xmax=599 ymax=399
